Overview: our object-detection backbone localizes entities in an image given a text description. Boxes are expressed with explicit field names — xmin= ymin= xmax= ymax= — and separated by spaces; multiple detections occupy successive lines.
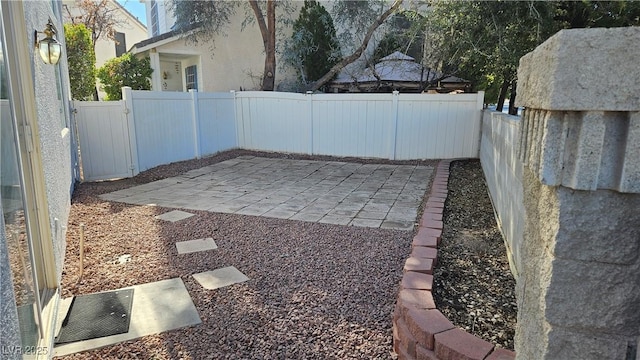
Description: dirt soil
xmin=432 ymin=160 xmax=517 ymax=350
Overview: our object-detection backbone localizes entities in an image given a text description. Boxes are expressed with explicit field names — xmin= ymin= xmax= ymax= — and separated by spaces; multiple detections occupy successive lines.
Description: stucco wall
xmin=144 ymin=0 xmax=191 ymax=37
xmin=479 ymin=110 xmax=524 ymax=278
xmin=26 ymin=1 xmax=73 ymax=281
xmin=1 ymin=0 xmax=73 ymax=353
xmin=150 ymin=21 xmax=297 ymax=92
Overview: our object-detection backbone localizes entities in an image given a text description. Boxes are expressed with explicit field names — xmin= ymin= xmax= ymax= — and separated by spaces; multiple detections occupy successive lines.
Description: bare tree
xmin=248 ymin=0 xmax=276 ymax=91
xmin=64 ymin=0 xmax=127 ymax=50
xmin=172 ymin=0 xmax=404 ymax=92
xmin=308 ymin=0 xmax=402 ymax=91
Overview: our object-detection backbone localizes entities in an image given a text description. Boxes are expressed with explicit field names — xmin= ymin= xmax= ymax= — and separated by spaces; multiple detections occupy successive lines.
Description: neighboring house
xmin=132 ymin=0 xmax=296 ymax=92
xmin=1 ymin=0 xmax=75 ymax=357
xmin=62 ymin=0 xmax=147 ymax=100
xmin=133 ymin=1 xmax=409 ymax=94
xmin=144 ymin=0 xmax=173 ymax=38
xmin=129 ymin=24 xmax=296 ymax=92
xmin=328 ymin=51 xmax=471 ymax=93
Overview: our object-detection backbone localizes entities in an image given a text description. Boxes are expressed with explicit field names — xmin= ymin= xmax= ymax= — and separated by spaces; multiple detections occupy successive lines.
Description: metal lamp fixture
xmin=34 ymin=19 xmax=62 ymax=65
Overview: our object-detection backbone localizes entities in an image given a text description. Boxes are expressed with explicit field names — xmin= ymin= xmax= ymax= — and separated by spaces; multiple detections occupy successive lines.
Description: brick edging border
xmin=392 ymin=160 xmax=516 ymax=360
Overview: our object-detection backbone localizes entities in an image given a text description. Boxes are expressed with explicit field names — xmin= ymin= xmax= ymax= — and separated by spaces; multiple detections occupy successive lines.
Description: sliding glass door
xmin=1 ymin=13 xmax=47 ymax=352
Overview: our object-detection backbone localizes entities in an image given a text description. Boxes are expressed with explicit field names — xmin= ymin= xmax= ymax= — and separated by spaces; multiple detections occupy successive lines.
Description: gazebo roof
xmin=333 ymin=51 xmax=467 ymax=85
xmin=379 ymin=51 xmax=416 ymax=62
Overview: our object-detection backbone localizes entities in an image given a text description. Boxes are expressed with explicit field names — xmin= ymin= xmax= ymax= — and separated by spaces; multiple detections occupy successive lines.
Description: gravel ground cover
xmin=57 ymin=151 xmax=516 ymax=358
xmin=432 ymin=160 xmax=517 ymax=350
xmin=57 ymin=150 xmax=437 ymax=359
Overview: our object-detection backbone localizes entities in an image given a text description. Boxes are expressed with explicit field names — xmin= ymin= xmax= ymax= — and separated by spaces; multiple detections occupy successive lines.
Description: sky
xmin=117 ymin=0 xmax=147 ymax=26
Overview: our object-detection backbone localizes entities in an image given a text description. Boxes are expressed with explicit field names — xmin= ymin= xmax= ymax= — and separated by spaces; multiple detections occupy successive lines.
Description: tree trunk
xmin=508 ymin=80 xmax=518 ymax=115
xmin=308 ymin=0 xmax=403 ymax=92
xmin=495 ymin=79 xmax=509 ymax=113
xmin=249 ymin=0 xmax=276 ymax=91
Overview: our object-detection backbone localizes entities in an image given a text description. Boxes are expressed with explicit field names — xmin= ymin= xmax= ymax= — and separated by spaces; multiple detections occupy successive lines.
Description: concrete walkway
xmin=54 ymin=278 xmax=201 ymax=357
xmin=100 ymin=156 xmax=433 ymax=230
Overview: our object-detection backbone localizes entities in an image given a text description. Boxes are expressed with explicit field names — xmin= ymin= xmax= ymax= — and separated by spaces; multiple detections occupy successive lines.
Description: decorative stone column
xmin=514 ymin=27 xmax=640 ymax=359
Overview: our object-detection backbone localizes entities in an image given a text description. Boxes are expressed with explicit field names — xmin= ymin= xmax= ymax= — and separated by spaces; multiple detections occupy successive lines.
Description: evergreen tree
xmin=289 ymin=0 xmax=341 ymax=84
xmin=64 ymin=23 xmax=96 ymax=100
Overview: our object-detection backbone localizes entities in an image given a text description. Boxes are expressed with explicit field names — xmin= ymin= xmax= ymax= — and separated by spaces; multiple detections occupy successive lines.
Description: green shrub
xmin=96 ymin=53 xmax=153 ymax=100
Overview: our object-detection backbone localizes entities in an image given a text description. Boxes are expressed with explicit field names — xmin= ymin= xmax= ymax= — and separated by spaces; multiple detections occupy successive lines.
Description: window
xmin=150 ymin=0 xmax=159 ymax=36
xmin=115 ymin=32 xmax=126 ymax=57
xmin=55 ymin=65 xmax=69 ymax=129
xmin=185 ymin=65 xmax=197 ymax=91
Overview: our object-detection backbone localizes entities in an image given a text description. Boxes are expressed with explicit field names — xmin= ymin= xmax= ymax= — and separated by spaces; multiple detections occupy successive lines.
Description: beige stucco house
xmin=130 ymin=24 xmax=297 ymax=92
xmin=132 ymin=1 xmax=297 ymax=92
xmin=132 ymin=0 xmax=398 ymax=93
xmin=62 ymin=0 xmax=147 ymax=99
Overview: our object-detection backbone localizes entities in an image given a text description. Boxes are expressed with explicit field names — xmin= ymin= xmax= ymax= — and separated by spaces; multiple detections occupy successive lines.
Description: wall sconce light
xmin=34 ymin=19 xmax=62 ymax=65
xmin=163 ymin=71 xmax=169 ymax=80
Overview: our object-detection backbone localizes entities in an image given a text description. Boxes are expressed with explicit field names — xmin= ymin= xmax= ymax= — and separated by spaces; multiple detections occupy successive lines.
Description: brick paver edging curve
xmin=392 ymin=160 xmax=516 ymax=360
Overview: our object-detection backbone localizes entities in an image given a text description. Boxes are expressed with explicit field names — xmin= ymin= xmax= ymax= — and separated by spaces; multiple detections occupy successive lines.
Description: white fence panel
xmin=197 ymin=92 xmax=237 ymax=156
xmin=129 ymin=91 xmax=196 ymax=171
xmin=312 ymin=94 xmax=392 ymax=158
xmin=74 ymin=90 xmax=484 ymax=182
xmin=235 ymin=91 xmax=309 ymax=153
xmin=74 ymin=101 xmax=133 ymax=181
xmin=395 ymin=93 xmax=482 ymax=159
xmin=480 ymin=110 xmax=524 ymax=277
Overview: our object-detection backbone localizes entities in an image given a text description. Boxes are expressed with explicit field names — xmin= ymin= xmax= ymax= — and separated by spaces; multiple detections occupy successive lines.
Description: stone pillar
xmin=514 ymin=27 xmax=640 ymax=359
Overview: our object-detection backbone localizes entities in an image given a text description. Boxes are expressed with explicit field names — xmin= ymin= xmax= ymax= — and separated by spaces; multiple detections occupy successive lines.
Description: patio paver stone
xmin=175 ymin=238 xmax=218 ymax=254
xmin=154 ymin=210 xmax=195 ymax=222
xmin=101 ymin=157 xmax=434 ymax=231
xmin=192 ymin=266 xmax=250 ymax=290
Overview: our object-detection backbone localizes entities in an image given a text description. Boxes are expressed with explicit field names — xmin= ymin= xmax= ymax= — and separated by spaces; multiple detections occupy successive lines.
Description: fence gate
xmin=73 ymin=100 xmax=136 ymax=181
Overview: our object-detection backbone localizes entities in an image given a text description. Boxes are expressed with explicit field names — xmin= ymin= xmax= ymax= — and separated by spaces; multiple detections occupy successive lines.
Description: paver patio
xmin=100 ymin=156 xmax=433 ymax=230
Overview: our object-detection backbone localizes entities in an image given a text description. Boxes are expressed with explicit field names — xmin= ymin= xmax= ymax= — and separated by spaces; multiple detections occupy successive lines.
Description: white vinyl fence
xmin=235 ymin=91 xmax=484 ymax=160
xmin=480 ymin=110 xmax=524 ymax=278
xmin=74 ymin=100 xmax=135 ymax=181
xmin=74 ymin=89 xmax=484 ymax=181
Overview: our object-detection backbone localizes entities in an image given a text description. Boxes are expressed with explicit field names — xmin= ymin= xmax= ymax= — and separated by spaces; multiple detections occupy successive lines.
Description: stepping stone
xmin=154 ymin=210 xmax=194 ymax=222
xmin=176 ymin=238 xmax=217 ymax=254
xmin=53 ymin=278 xmax=200 ymax=357
xmin=192 ymin=266 xmax=249 ymax=290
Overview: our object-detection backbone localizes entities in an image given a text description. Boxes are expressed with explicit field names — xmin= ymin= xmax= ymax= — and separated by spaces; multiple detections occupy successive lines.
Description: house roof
xmin=111 ymin=0 xmax=146 ymax=30
xmin=130 ymin=23 xmax=201 ymax=53
xmin=333 ymin=51 xmax=468 ymax=85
